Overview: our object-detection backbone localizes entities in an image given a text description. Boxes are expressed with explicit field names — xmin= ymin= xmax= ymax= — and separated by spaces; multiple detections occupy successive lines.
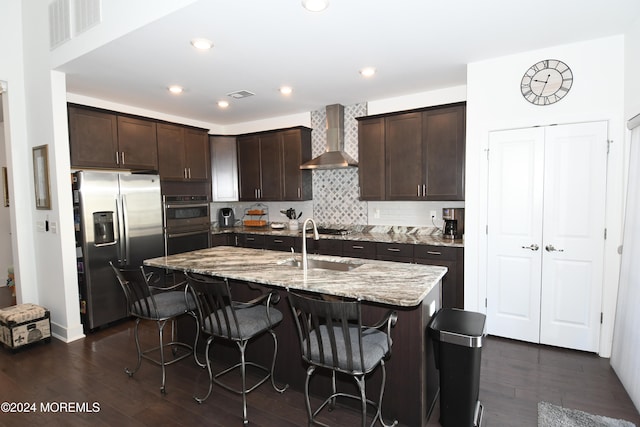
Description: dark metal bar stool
xmin=185 ymin=272 xmax=288 ymax=425
xmin=110 ymin=262 xmax=201 ymax=394
xmin=287 ymin=291 xmax=398 ymax=427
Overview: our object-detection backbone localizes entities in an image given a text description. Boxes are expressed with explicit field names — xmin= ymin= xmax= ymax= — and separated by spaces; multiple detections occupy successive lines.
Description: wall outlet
xmin=430 ymin=210 xmax=437 ymax=219
xmin=374 ymin=208 xmax=380 ymax=219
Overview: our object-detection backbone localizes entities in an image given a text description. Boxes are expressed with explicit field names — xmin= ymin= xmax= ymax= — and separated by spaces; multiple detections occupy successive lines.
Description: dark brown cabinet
xmin=357 ymin=117 xmax=386 ymax=200
xmin=414 ymin=245 xmax=464 ymax=309
xmin=237 ymin=127 xmax=312 ymax=201
xmin=375 ymin=242 xmax=414 ymax=263
xmin=342 ymin=240 xmax=376 ymax=259
xmin=157 ymin=123 xmax=209 ymax=182
xmin=211 ymin=233 xmax=232 ymax=247
xmin=264 ymin=235 xmax=296 ymax=252
xmin=69 ymin=105 xmax=157 ymax=170
xmin=357 ymin=102 xmax=466 ymax=201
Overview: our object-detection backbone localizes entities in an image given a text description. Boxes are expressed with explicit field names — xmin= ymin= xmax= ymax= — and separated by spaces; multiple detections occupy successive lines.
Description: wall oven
xmin=162 ymin=195 xmax=211 ymax=256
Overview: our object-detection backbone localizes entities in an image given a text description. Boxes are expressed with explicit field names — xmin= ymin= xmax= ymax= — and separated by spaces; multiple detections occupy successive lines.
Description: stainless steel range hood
xmin=300 ymin=104 xmax=358 ymax=169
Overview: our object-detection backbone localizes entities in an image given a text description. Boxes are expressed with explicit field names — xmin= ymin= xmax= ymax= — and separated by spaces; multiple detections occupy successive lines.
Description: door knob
xmin=521 ymin=244 xmax=539 ymax=251
xmin=545 ymin=244 xmax=564 ymax=252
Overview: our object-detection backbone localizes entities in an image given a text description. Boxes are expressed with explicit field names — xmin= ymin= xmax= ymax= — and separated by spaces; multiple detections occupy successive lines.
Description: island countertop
xmin=144 ymin=246 xmax=447 ymax=307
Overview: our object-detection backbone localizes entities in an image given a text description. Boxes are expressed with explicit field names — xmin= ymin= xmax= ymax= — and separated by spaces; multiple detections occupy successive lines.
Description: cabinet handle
xmin=387 ymin=248 xmax=401 ymax=252
xmin=247 ymin=237 xmax=255 ymax=241
xmin=352 ymin=245 xmax=364 ymax=249
xmin=417 ymin=185 xmax=421 ymax=197
xmin=298 ymin=187 xmax=301 ymax=199
xmin=187 ymin=168 xmax=191 ymax=179
xmin=121 ymin=152 xmax=126 ymax=165
xmin=115 ymin=151 xmax=120 ymax=165
xmin=183 ymin=168 xmax=188 ymax=179
xmin=274 ymin=239 xmax=283 ymax=243
xmin=422 ymin=184 xmax=426 ymax=197
xmin=426 ymin=251 xmax=442 ymax=255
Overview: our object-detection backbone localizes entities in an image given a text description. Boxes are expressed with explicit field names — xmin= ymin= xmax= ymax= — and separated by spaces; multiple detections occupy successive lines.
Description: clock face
xmin=521 ymin=59 xmax=573 ymax=106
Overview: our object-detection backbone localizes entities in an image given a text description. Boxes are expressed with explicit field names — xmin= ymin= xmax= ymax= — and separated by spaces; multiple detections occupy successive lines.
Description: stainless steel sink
xmin=278 ymin=258 xmax=361 ymax=272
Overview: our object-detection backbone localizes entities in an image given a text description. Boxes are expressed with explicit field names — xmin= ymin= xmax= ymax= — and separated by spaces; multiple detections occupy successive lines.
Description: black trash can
xmin=428 ymin=308 xmax=486 ymax=427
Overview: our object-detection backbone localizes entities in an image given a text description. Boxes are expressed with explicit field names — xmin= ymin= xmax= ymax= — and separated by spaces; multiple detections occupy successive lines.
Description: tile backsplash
xmin=311 ymin=103 xmax=368 ymax=224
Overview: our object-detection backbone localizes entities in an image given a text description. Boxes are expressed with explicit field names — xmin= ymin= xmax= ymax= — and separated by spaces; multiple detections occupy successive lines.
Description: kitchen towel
xmin=538 ymin=401 xmax=636 ymax=427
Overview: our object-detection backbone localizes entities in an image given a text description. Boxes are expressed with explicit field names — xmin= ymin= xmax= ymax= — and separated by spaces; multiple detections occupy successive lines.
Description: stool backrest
xmin=109 ymin=262 xmax=157 ymax=319
xmin=185 ymin=273 xmax=240 ymax=340
xmin=288 ymin=292 xmax=365 ymax=374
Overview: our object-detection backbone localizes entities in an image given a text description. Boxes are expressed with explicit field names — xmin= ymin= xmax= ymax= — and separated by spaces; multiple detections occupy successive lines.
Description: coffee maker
xmin=442 ymin=208 xmax=464 ymax=239
xmin=218 ymin=207 xmax=235 ymax=228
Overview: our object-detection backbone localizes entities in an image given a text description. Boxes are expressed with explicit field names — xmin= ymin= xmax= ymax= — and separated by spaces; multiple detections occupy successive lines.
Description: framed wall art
xmin=32 ymin=145 xmax=51 ymax=210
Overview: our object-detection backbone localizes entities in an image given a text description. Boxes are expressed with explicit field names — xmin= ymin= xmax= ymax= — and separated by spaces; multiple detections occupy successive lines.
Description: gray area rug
xmin=538 ymin=402 xmax=636 ymax=427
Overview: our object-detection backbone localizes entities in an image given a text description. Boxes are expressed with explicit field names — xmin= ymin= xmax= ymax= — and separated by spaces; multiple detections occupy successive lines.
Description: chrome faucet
xmin=302 ymin=218 xmax=319 ymax=275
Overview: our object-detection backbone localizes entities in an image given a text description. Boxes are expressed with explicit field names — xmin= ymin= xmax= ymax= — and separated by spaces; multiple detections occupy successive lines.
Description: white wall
xmin=610 ymin=13 xmax=640 ymax=413
xmin=466 ymin=35 xmax=626 ymax=357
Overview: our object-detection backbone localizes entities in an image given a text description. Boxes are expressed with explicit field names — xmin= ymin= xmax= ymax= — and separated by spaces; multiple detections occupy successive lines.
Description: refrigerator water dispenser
xmin=93 ymin=211 xmax=115 ymax=245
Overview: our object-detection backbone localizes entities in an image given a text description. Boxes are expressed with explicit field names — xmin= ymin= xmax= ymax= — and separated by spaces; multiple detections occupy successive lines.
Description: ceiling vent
xmin=227 ymin=90 xmax=255 ymax=99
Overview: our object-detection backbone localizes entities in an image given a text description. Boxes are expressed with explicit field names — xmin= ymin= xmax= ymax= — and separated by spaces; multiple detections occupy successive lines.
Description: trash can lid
xmin=428 ymin=308 xmax=487 ymax=348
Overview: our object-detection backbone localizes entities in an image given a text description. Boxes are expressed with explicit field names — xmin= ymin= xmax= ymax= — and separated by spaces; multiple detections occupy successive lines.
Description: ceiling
xmin=59 ymin=0 xmax=640 ymax=126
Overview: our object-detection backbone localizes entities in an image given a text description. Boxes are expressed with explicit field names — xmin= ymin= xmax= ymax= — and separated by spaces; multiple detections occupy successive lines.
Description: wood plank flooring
xmin=0 ymin=319 xmax=638 ymax=426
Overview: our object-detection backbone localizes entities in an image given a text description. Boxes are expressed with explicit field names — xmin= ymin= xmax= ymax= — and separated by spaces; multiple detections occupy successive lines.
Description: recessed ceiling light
xmin=168 ymin=85 xmax=183 ymax=94
xmin=218 ymin=100 xmax=229 ymax=108
xmin=190 ymin=38 xmax=213 ymax=50
xmin=359 ymin=67 xmax=376 ymax=78
xmin=302 ymin=0 xmax=329 ymax=12
xmin=279 ymin=86 xmax=293 ymax=95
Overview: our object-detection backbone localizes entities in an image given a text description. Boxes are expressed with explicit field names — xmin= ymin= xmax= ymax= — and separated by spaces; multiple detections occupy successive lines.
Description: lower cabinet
xmin=414 ymin=245 xmax=463 ymax=309
xmin=211 ymin=233 xmax=232 ymax=247
xmin=342 ymin=241 xmax=376 ymax=259
xmin=264 ymin=235 xmax=296 ymax=252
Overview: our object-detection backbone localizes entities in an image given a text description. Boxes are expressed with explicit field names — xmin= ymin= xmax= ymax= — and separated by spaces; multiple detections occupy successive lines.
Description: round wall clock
xmin=520 ymin=59 xmax=573 ymax=106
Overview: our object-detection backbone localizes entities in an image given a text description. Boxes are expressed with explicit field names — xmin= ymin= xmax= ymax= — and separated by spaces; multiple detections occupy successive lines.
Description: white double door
xmin=487 ymin=122 xmax=608 ymax=352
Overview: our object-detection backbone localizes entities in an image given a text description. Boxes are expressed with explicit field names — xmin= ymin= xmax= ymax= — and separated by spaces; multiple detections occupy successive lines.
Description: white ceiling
xmin=59 ymin=0 xmax=640 ymax=126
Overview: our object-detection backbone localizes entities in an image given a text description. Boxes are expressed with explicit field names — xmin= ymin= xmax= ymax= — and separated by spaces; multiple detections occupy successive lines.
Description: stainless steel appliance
xmin=442 ymin=207 xmax=465 ymax=239
xmin=163 ymin=195 xmax=211 ymax=255
xmin=73 ymin=171 xmax=164 ymax=330
xmin=218 ymin=207 xmax=235 ymax=228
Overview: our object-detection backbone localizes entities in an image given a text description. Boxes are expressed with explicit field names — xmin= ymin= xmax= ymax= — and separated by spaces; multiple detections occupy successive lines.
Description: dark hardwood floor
xmin=0 ymin=319 xmax=638 ymax=427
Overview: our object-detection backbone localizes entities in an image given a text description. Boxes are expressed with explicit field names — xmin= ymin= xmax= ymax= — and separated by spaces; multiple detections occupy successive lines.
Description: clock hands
xmin=533 ymin=73 xmax=551 ymax=95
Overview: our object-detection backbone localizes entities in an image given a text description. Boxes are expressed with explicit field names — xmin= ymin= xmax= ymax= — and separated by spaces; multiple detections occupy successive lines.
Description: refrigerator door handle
xmin=115 ymin=196 xmax=125 ymax=264
xmin=121 ymin=195 xmax=131 ymax=265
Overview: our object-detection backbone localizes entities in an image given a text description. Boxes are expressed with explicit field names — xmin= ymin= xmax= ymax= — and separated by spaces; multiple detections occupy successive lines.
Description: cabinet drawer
xmin=239 ymin=234 xmax=265 ymax=249
xmin=376 ymin=242 xmax=414 ymax=263
xmin=314 ymin=239 xmax=343 ymax=256
xmin=413 ymin=245 xmax=458 ymax=262
xmin=211 ymin=233 xmax=232 ymax=247
xmin=342 ymin=241 xmax=376 ymax=259
xmin=264 ymin=235 xmax=295 ymax=252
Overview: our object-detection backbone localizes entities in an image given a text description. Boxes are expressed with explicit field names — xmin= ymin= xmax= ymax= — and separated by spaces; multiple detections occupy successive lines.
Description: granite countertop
xmin=144 ymin=246 xmax=447 ymax=307
xmin=211 ymin=224 xmax=464 ymax=248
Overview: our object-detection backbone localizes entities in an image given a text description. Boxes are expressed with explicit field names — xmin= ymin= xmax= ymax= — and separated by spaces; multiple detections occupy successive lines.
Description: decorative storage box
xmin=0 ymin=303 xmax=51 ymax=349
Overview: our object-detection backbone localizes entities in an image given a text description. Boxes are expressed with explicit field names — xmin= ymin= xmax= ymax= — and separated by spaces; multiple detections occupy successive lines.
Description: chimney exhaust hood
xmin=300 ymin=104 xmax=358 ymax=169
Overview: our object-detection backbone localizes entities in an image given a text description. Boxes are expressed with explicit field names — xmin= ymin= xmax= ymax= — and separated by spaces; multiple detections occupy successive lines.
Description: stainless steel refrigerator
xmin=73 ymin=171 xmax=164 ymax=330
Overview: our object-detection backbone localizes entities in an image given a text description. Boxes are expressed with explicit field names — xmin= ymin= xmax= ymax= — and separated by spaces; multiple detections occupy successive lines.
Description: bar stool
xmin=110 ymin=262 xmax=200 ymax=394
xmin=186 ymin=272 xmax=288 ymax=424
xmin=287 ymin=291 xmax=398 ymax=427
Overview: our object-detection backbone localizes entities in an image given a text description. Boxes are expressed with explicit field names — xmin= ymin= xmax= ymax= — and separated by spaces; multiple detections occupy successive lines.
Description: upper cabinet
xmin=357 ymin=102 xmax=466 ymax=201
xmin=69 ymin=105 xmax=158 ymax=170
xmin=210 ymin=135 xmax=239 ymax=201
xmin=237 ymin=127 xmax=312 ymax=201
xmin=157 ymin=124 xmax=210 ymax=182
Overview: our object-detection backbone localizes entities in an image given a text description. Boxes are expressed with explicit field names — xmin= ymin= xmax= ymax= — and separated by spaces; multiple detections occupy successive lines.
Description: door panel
xmin=539 ymin=122 xmax=607 ymax=352
xmin=487 ymin=122 xmax=607 ymax=352
xmin=487 ymin=127 xmax=544 ymax=343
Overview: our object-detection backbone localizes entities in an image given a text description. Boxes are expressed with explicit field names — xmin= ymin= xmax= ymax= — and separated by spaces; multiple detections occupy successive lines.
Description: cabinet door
xmin=237 ymin=135 xmax=262 ymax=201
xmin=117 ymin=116 xmax=158 ymax=170
xmin=385 ymin=112 xmax=423 ymax=200
xmin=358 ymin=117 xmax=385 ymax=200
xmin=69 ymin=106 xmax=119 ymax=168
xmin=211 ymin=136 xmax=239 ymax=201
xmin=258 ymin=133 xmax=283 ymax=200
xmin=414 ymin=245 xmax=461 ymax=309
xmin=184 ymin=128 xmax=210 ymax=180
xmin=423 ymin=105 xmax=465 ymax=200
xmin=282 ymin=129 xmax=312 ymax=200
xmin=157 ymin=123 xmax=186 ymax=180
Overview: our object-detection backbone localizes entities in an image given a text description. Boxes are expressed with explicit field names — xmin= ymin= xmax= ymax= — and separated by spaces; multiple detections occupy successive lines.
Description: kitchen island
xmin=145 ymin=246 xmax=446 ymax=426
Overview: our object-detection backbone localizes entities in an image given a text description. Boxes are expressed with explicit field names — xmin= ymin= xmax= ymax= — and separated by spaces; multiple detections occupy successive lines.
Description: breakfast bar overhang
xmin=145 ymin=246 xmax=447 ymax=426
